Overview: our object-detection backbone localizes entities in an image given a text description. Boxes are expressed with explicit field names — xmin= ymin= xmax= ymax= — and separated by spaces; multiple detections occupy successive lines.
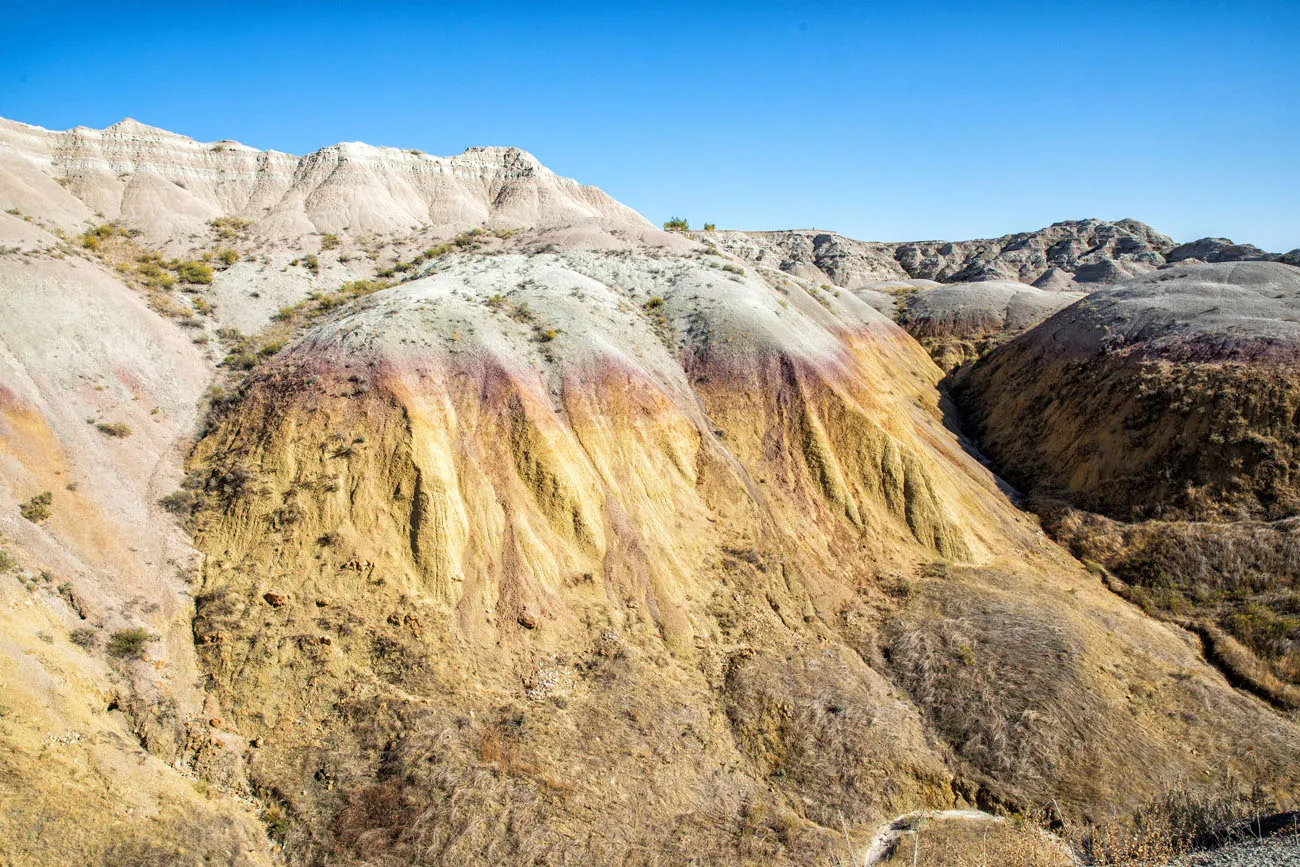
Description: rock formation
xmin=706 ymin=219 xmax=1285 ymax=292
xmin=1 ymin=116 xmax=1297 ymax=865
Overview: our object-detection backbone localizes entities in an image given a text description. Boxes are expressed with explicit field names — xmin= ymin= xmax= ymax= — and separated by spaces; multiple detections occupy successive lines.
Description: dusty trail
xmin=857 ymin=809 xmax=1079 ymax=866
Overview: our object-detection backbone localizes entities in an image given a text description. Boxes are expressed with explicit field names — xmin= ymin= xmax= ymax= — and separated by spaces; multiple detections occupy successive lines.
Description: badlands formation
xmin=0 ymin=116 xmax=1298 ymax=865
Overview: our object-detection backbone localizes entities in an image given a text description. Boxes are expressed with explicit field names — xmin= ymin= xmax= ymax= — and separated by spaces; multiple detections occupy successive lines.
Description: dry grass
xmin=1071 ymin=777 xmax=1284 ymax=865
xmin=883 ymin=568 xmax=1111 ymax=806
xmin=879 ymin=817 xmax=1070 ymax=866
xmin=1040 ymin=499 xmax=1300 ymax=703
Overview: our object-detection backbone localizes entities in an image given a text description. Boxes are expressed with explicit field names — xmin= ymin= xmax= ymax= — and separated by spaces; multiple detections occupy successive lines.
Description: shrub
xmin=721 ymin=263 xmax=744 ymax=275
xmin=663 ymin=217 xmax=689 ymax=231
xmin=69 ymin=627 xmax=97 ymax=649
xmin=321 ymin=233 xmax=340 ymax=250
xmin=215 ymin=247 xmax=239 ymax=267
xmin=539 ymin=328 xmax=558 ymax=342
xmin=209 ymin=216 xmax=252 ymax=240
xmin=301 ymin=254 xmax=320 ymax=273
xmin=95 ymin=421 xmax=132 ymax=438
xmin=19 ymin=492 xmax=52 ymax=523
xmin=703 ymin=223 xmax=716 ymax=231
xmin=107 ymin=627 xmax=155 ymax=659
xmin=159 ymin=490 xmax=197 ymax=514
xmin=0 ymin=548 xmax=14 ymax=571
xmin=644 ymin=296 xmax=665 ymax=310
xmin=174 ymin=260 xmax=213 ymax=284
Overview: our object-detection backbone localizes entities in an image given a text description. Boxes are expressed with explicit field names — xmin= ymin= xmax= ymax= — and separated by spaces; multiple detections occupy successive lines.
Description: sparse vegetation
xmin=703 ymin=223 xmax=716 ymax=231
xmin=174 ymin=260 xmax=213 ymax=284
xmin=663 ymin=217 xmax=689 ymax=231
xmin=159 ymin=489 xmax=198 ymax=514
xmin=19 ymin=492 xmax=52 ymax=523
xmin=1040 ymin=499 xmax=1300 ymax=700
xmin=107 ymin=627 xmax=155 ymax=659
xmin=321 ymin=233 xmax=340 ymax=250
xmin=209 ymin=215 xmax=252 ymax=240
xmin=69 ymin=627 xmax=97 ymax=649
xmin=95 ymin=421 xmax=132 ymax=438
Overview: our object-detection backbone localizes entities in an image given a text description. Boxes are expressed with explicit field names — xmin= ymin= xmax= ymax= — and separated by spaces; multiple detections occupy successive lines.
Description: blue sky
xmin=2 ymin=1 xmax=1296 ymax=250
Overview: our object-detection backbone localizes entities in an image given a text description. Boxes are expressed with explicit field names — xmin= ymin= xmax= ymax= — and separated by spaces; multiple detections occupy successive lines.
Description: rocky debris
xmin=517 ymin=611 xmax=538 ymax=629
xmin=262 ymin=591 xmax=289 ymax=607
xmin=1183 ymin=837 xmax=1300 ymax=866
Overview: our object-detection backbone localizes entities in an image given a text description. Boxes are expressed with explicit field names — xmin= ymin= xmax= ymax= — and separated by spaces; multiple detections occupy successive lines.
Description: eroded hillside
xmin=1 ymin=117 xmax=1298 ymax=865
xmin=956 ymin=261 xmax=1300 ymax=712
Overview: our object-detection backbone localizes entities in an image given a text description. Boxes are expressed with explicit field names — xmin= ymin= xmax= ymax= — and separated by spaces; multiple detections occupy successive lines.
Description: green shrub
xmin=159 ymin=490 xmax=197 ymax=514
xmin=644 ymin=296 xmax=665 ymax=310
xmin=108 ymin=627 xmax=155 ymax=659
xmin=215 ymin=247 xmax=239 ymax=267
xmin=95 ymin=421 xmax=132 ymax=438
xmin=19 ymin=492 xmax=52 ymax=523
xmin=0 ymin=548 xmax=14 ymax=571
xmin=703 ymin=223 xmax=716 ymax=231
xmin=663 ymin=217 xmax=689 ymax=231
xmin=174 ymin=260 xmax=213 ymax=284
xmin=209 ymin=216 xmax=252 ymax=240
xmin=321 ymin=233 xmax=340 ymax=250
xmin=721 ymin=263 xmax=744 ymax=275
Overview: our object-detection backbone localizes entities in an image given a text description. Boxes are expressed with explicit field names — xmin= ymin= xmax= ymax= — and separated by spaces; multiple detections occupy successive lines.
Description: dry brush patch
xmin=1040 ymin=499 xmax=1300 ymax=705
xmin=878 ymin=816 xmax=1071 ymax=867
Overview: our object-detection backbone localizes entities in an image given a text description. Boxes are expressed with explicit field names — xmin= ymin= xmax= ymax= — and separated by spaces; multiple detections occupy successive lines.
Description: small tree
xmin=663 ymin=217 xmax=689 ymax=231
xmin=703 ymin=223 xmax=716 ymax=231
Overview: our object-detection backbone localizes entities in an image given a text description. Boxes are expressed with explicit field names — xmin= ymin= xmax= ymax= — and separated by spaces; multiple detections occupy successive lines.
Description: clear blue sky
xmin=2 ymin=1 xmax=1297 ymax=250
